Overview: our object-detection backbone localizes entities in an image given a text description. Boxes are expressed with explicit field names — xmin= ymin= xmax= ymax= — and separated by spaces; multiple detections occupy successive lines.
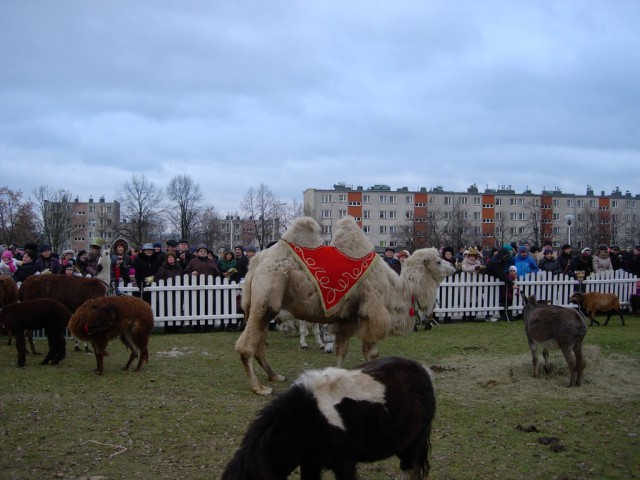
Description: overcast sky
xmin=1 ymin=1 xmax=639 ymax=215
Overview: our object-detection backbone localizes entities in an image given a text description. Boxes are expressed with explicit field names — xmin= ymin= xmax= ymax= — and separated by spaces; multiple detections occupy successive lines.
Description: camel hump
xmin=281 ymin=217 xmax=324 ymax=248
xmin=331 ymin=216 xmax=374 ymax=258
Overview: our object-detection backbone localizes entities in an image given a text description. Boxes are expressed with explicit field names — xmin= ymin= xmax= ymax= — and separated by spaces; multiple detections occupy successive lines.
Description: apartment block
xmin=304 ymin=183 xmax=639 ymax=252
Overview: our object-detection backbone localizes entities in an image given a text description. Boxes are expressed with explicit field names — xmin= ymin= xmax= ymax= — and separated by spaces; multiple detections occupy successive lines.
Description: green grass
xmin=1 ymin=315 xmax=639 ymax=479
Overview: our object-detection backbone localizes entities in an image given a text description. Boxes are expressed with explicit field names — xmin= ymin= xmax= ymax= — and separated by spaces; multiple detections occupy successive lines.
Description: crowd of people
xmin=0 ymin=239 xmax=260 ymax=294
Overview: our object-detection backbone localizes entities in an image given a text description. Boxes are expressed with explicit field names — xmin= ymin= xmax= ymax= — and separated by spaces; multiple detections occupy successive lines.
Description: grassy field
xmin=1 ymin=316 xmax=639 ymax=480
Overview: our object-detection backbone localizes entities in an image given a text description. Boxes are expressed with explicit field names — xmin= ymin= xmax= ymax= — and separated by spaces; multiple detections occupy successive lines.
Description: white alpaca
xmin=235 ymin=216 xmax=455 ymax=395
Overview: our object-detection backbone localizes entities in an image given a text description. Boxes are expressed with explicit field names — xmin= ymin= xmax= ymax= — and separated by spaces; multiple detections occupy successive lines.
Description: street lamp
xmin=565 ymin=214 xmax=574 ymax=245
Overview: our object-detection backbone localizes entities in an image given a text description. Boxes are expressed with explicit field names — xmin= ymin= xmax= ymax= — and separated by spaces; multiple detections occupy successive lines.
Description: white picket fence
xmin=27 ymin=270 xmax=638 ymax=339
xmin=117 ymin=275 xmax=244 ymax=329
xmin=433 ymin=270 xmax=638 ymax=320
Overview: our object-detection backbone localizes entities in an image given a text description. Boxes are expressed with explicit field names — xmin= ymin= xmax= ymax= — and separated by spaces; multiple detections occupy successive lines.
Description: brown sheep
xmin=68 ymin=295 xmax=154 ymax=375
xmin=0 ymin=299 xmax=72 ymax=367
xmin=522 ymin=295 xmax=587 ymax=387
xmin=19 ymin=274 xmax=108 ymax=352
xmin=569 ymin=291 xmax=625 ymax=326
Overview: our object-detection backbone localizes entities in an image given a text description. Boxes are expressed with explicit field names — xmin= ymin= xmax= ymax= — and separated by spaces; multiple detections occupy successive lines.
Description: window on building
xmin=459 ymin=197 xmax=468 ymax=205
xmin=496 ymin=198 xmax=503 ymax=206
xmin=338 ymin=194 xmax=347 ymax=203
xmin=389 ymin=195 xmax=397 ymax=204
xmin=321 ymin=194 xmax=332 ymax=203
xmin=474 ymin=212 xmax=482 ymax=220
xmin=428 ymin=197 xmax=436 ymax=204
xmin=362 ymin=225 xmax=370 ymax=234
xmin=389 ymin=226 xmax=397 ymax=234
xmin=405 ymin=195 xmax=413 ymax=204
xmin=321 ymin=210 xmax=331 ymax=218
xmin=389 ymin=210 xmax=397 ymax=219
xmin=379 ymin=225 xmax=387 ymax=234
xmin=339 ymin=210 xmax=347 ymax=218
xmin=577 ymin=200 xmax=584 ymax=207
xmin=405 ymin=211 xmax=414 ymax=219
xmin=379 ymin=195 xmax=388 ymax=204
xmin=444 ymin=196 xmax=451 ymax=205
xmin=553 ymin=199 xmax=560 ymax=207
xmin=473 ymin=197 xmax=481 ymax=205
xmin=379 ymin=210 xmax=387 ymax=219
xmin=363 ymin=210 xmax=371 ymax=219
xmin=363 ymin=195 xmax=371 ymax=203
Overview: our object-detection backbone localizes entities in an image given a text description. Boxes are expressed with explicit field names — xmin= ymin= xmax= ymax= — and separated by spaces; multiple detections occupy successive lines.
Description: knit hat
xmin=1 ymin=250 xmax=13 ymax=259
xmin=164 ymin=251 xmax=177 ymax=260
xmin=166 ymin=239 xmax=178 ymax=247
xmin=581 ymin=247 xmax=591 ymax=256
xmin=245 ymin=245 xmax=257 ymax=253
xmin=509 ymin=265 xmax=517 ymax=272
xmin=502 ymin=244 xmax=513 ymax=251
xmin=561 ymin=244 xmax=572 ymax=250
xmin=398 ymin=249 xmax=410 ymax=258
xmin=518 ymin=245 xmax=528 ymax=253
xmin=153 ymin=242 xmax=162 ymax=249
xmin=142 ymin=243 xmax=154 ymax=251
xmin=195 ymin=243 xmax=208 ymax=252
xmin=597 ymin=244 xmax=607 ymax=251
xmin=40 ymin=244 xmax=52 ymax=252
xmin=543 ymin=249 xmax=554 ymax=255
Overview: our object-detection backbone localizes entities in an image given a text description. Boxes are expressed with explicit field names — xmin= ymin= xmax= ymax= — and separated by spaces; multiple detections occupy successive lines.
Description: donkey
xmin=522 ymin=295 xmax=587 ymax=387
xmin=222 ymin=356 xmax=436 ymax=480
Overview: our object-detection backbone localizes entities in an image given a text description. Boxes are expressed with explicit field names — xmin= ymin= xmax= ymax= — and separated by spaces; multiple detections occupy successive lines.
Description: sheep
xmin=236 ymin=216 xmax=455 ymax=395
xmin=522 ymin=295 xmax=587 ymax=387
xmin=0 ymin=299 xmax=72 ymax=367
xmin=222 ymin=356 xmax=436 ymax=480
xmin=19 ymin=274 xmax=108 ymax=352
xmin=68 ymin=295 xmax=153 ymax=375
xmin=569 ymin=291 xmax=625 ymax=326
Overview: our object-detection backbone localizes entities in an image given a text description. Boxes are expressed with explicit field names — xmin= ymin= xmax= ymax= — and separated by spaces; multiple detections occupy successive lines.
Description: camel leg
xmin=236 ymin=319 xmax=276 ymax=396
xmin=254 ymin=326 xmax=286 ymax=383
xmin=311 ymin=323 xmax=325 ymax=349
xmin=361 ymin=341 xmax=379 ymax=362
xmin=333 ymin=331 xmax=350 ymax=368
xmin=299 ymin=320 xmax=309 ymax=349
xmin=560 ymin=345 xmax=578 ymax=387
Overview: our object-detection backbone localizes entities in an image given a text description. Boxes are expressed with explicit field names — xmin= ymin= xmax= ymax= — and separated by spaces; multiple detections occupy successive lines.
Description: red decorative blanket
xmin=284 ymin=242 xmax=379 ymax=316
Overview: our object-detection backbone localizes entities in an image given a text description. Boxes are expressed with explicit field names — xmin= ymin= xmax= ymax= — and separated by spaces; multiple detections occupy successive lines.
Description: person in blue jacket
xmin=514 ymin=245 xmax=539 ymax=277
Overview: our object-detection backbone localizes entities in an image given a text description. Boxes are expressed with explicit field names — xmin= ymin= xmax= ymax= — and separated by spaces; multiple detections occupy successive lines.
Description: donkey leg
xmin=529 ymin=342 xmax=540 ymax=378
xmin=542 ymin=348 xmax=551 ymax=374
xmin=560 ymin=345 xmax=578 ymax=387
xmin=574 ymin=339 xmax=586 ymax=386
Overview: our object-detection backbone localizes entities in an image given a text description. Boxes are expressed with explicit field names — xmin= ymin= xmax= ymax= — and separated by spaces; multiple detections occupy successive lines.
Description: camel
xmin=235 ymin=216 xmax=455 ymax=395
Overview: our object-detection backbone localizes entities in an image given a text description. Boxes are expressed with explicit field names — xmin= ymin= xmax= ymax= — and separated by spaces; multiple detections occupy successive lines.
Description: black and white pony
xmin=222 ymin=356 xmax=436 ymax=480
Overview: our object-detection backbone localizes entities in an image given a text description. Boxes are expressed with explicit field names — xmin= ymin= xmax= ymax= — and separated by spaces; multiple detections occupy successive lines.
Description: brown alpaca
xmin=69 ymin=296 xmax=154 ymax=375
xmin=19 ymin=274 xmax=108 ymax=352
xmin=0 ymin=275 xmax=39 ymax=353
xmin=0 ymin=299 xmax=72 ymax=367
xmin=522 ymin=295 xmax=587 ymax=387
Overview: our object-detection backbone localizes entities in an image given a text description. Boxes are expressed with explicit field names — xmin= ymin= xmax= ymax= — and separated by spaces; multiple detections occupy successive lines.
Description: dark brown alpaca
xmin=68 ymin=295 xmax=154 ymax=375
xmin=522 ymin=295 xmax=587 ymax=387
xmin=0 ymin=275 xmax=39 ymax=354
xmin=0 ymin=299 xmax=72 ymax=367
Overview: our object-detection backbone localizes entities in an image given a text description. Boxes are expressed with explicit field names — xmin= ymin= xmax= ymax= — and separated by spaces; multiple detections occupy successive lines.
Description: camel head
xmin=401 ymin=247 xmax=456 ymax=313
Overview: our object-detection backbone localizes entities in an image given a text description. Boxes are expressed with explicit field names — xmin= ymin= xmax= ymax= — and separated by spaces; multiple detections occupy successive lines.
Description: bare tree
xmin=0 ymin=187 xmax=37 ymax=247
xmin=165 ymin=175 xmax=203 ymax=240
xmin=116 ymin=175 xmax=165 ymax=247
xmin=198 ymin=206 xmax=227 ymax=252
xmin=575 ymin=205 xmax=608 ymax=250
xmin=32 ymin=186 xmax=78 ymax=252
xmin=240 ymin=183 xmax=280 ymax=249
xmin=523 ymin=201 xmax=544 ymax=247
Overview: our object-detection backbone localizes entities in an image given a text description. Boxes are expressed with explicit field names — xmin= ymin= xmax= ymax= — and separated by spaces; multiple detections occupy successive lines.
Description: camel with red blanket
xmin=236 ymin=216 xmax=455 ymax=395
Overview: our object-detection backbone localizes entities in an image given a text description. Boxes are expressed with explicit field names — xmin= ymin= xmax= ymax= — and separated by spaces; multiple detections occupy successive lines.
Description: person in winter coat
xmin=609 ymin=245 xmax=623 ymax=271
xmin=486 ymin=247 xmax=516 ymax=319
xmin=84 ymin=243 xmax=103 ymax=277
xmin=592 ymin=244 xmax=613 ymax=273
xmin=154 ymin=251 xmax=184 ymax=283
xmin=0 ymin=250 xmax=19 ymax=277
xmin=570 ymin=248 xmax=594 ymax=278
xmin=110 ymin=238 xmax=132 ymax=288
xmin=460 ymin=247 xmax=485 ymax=273
xmin=185 ymin=244 xmax=221 ymax=278
xmin=538 ymin=248 xmax=562 ymax=274
xmin=514 ymin=245 xmax=539 ymax=277
xmin=557 ymin=244 xmax=574 ymax=276
xmin=133 ymin=243 xmax=163 ymax=303
xmin=34 ymin=244 xmax=61 ymax=274
xmin=14 ymin=249 xmax=37 ymax=282
xmin=218 ymin=250 xmax=239 ymax=282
